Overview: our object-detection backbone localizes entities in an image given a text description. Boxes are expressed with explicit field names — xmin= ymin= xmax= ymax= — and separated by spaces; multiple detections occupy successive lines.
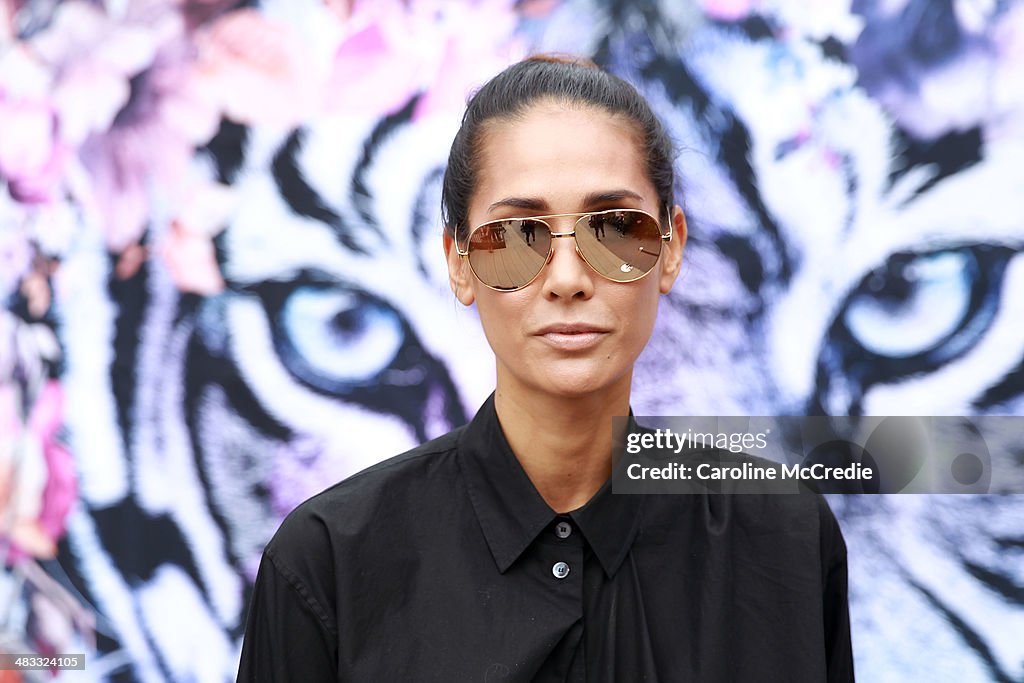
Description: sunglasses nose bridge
xmin=546 ymin=217 xmax=576 ymax=267
xmin=548 ymin=233 xmax=584 ymax=271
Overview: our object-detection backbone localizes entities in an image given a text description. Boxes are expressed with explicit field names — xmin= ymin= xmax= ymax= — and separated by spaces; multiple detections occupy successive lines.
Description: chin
xmin=496 ymin=346 xmax=639 ymax=400
xmin=533 ymin=367 xmax=632 ymax=400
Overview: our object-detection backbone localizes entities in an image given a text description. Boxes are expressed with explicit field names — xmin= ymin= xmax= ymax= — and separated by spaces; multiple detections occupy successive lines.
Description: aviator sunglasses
xmin=456 ymin=208 xmax=672 ymax=291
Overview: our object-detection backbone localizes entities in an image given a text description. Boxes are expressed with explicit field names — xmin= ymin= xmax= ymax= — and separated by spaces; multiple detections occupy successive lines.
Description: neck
xmin=494 ymin=370 xmax=632 ymax=513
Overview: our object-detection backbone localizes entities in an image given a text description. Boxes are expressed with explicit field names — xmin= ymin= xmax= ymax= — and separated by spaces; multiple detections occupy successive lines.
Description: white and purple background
xmin=1 ymin=0 xmax=1023 ymax=680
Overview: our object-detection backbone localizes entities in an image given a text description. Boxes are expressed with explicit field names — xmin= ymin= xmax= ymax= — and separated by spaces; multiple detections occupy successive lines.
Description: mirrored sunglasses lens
xmin=574 ymin=211 xmax=662 ymax=281
xmin=468 ymin=220 xmax=550 ymax=290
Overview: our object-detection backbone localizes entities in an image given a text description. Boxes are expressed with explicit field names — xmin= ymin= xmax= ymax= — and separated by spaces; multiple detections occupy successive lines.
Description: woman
xmin=237 ymin=55 xmax=854 ymax=682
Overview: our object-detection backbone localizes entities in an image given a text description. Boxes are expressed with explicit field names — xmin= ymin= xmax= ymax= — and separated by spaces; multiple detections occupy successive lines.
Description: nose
xmin=540 ymin=231 xmax=595 ymax=300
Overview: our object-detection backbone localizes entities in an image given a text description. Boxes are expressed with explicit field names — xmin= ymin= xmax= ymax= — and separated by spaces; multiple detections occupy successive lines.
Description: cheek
xmin=474 ymin=291 xmax=530 ymax=348
xmin=625 ymin=286 xmax=662 ymax=343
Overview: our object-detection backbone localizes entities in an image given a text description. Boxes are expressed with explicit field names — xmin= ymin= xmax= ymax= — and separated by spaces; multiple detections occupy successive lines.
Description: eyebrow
xmin=487 ymin=189 xmax=647 ymax=214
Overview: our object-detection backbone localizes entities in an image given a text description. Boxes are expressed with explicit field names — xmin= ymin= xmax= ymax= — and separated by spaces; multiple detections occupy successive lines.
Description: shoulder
xmin=642 ymin=477 xmax=840 ymax=556
xmin=305 ymin=426 xmax=463 ymax=507
xmin=264 ymin=426 xmax=465 ymax=565
xmin=719 ymin=491 xmax=847 ymax=579
xmin=246 ymin=427 xmax=468 ymax=637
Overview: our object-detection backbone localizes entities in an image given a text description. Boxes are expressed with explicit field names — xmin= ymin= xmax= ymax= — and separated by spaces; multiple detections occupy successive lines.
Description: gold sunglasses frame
xmin=455 ymin=207 xmax=673 ymax=292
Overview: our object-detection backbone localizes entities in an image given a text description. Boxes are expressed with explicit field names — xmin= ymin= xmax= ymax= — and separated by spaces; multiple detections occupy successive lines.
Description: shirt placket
xmin=532 ymin=515 xmax=588 ymax=682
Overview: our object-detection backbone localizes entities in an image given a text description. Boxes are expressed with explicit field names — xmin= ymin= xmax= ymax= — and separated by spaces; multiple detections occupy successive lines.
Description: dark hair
xmin=441 ymin=54 xmax=677 ymax=240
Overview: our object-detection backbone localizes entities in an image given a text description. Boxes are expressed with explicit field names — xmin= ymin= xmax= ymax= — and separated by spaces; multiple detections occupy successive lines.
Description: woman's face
xmin=446 ymin=102 xmax=685 ymax=401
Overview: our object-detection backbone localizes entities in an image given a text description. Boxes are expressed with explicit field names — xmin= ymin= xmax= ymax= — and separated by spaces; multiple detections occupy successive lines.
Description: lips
xmin=534 ymin=322 xmax=611 ymax=335
xmin=533 ymin=322 xmax=611 ymax=351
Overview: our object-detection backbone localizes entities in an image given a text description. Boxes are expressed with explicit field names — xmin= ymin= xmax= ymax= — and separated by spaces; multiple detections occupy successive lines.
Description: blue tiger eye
xmin=845 ymin=250 xmax=975 ymax=358
xmin=280 ymin=286 xmax=404 ymax=389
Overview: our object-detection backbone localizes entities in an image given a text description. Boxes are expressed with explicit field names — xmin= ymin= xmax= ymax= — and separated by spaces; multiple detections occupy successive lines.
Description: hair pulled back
xmin=441 ymin=55 xmax=676 ymax=240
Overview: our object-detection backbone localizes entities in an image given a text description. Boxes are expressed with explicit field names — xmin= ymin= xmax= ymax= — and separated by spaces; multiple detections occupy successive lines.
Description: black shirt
xmin=237 ymin=394 xmax=854 ymax=681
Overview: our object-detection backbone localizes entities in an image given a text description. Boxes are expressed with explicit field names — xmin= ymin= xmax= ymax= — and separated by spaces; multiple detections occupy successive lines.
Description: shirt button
xmin=552 ymin=561 xmax=570 ymax=579
xmin=555 ymin=521 xmax=572 ymax=539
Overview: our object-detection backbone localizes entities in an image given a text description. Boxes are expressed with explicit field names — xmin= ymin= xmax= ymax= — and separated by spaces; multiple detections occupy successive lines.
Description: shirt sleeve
xmin=819 ymin=496 xmax=855 ymax=682
xmin=236 ymin=549 xmax=338 ymax=682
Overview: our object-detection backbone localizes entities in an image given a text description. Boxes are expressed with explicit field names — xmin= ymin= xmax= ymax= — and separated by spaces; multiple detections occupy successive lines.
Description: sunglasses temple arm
xmin=662 ymin=204 xmax=673 ymax=242
xmin=453 ymin=227 xmax=469 ymax=256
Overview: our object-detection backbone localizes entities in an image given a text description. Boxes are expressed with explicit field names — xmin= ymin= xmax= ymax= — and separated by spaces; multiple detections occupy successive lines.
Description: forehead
xmin=472 ymin=103 xmax=654 ymax=213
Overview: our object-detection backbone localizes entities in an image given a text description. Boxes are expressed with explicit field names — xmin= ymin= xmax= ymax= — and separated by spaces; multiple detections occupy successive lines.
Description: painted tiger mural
xmin=1 ymin=0 xmax=1022 ymax=681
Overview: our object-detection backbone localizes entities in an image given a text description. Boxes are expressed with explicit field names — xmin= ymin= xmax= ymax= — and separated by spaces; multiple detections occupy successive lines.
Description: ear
xmin=443 ymin=230 xmax=476 ymax=306
xmin=658 ymin=205 xmax=687 ymax=295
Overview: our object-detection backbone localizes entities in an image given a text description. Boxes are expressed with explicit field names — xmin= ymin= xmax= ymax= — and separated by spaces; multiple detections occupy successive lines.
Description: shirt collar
xmin=457 ymin=393 xmax=643 ymax=577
